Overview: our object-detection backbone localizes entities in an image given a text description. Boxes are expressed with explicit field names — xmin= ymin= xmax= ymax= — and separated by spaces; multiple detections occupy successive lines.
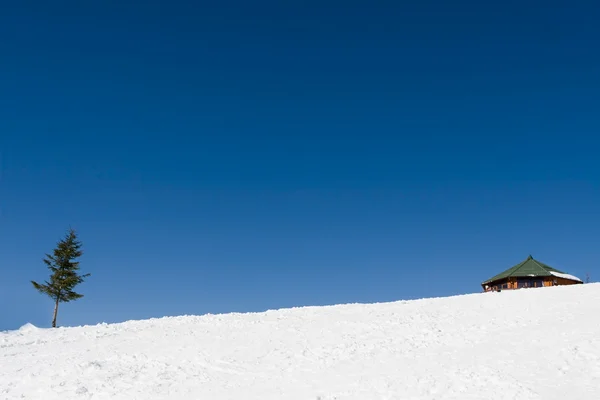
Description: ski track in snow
xmin=2 ymin=284 xmax=600 ymax=399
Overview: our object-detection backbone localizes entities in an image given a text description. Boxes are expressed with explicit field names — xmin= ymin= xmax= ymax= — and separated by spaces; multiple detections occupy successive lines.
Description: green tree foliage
xmin=31 ymin=228 xmax=90 ymax=327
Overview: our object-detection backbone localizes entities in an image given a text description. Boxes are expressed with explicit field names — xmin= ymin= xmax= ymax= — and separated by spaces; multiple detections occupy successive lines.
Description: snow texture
xmin=549 ymin=270 xmax=583 ymax=282
xmin=2 ymin=284 xmax=600 ymax=399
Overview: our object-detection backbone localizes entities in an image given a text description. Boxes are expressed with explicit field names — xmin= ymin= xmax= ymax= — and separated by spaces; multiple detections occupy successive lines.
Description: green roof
xmin=481 ymin=255 xmax=565 ymax=285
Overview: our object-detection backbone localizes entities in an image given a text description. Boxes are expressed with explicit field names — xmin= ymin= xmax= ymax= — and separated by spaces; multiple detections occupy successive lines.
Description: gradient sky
xmin=1 ymin=1 xmax=599 ymax=331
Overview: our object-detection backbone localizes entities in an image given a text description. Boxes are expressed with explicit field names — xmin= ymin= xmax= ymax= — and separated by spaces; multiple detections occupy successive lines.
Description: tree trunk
xmin=52 ymin=297 xmax=59 ymax=328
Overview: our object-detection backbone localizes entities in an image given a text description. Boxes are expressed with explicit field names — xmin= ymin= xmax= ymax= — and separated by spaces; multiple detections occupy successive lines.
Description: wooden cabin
xmin=481 ymin=255 xmax=583 ymax=292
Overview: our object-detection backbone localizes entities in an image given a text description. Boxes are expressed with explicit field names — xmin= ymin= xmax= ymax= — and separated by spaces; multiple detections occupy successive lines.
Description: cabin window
xmin=501 ymin=283 xmax=508 ymax=289
xmin=531 ymin=279 xmax=543 ymax=288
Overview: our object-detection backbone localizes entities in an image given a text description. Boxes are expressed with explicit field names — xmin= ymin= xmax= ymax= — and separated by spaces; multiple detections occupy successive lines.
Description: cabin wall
xmin=483 ymin=276 xmax=582 ymax=292
xmin=482 ymin=279 xmax=509 ymax=292
xmin=553 ymin=277 xmax=582 ymax=286
xmin=542 ymin=277 xmax=582 ymax=286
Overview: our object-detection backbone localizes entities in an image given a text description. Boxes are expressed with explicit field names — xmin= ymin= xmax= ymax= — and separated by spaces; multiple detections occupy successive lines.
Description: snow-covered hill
xmin=2 ymin=284 xmax=600 ymax=399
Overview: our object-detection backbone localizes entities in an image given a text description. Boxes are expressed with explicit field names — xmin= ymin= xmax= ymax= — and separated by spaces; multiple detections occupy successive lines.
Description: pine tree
xmin=31 ymin=228 xmax=90 ymax=328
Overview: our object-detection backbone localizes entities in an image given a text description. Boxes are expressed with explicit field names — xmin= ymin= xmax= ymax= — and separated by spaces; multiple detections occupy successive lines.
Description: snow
xmin=549 ymin=270 xmax=583 ymax=282
xmin=16 ymin=323 xmax=39 ymax=334
xmin=2 ymin=285 xmax=600 ymax=399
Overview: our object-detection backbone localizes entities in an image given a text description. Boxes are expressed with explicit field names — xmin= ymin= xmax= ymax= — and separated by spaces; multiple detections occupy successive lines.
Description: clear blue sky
xmin=1 ymin=1 xmax=599 ymax=331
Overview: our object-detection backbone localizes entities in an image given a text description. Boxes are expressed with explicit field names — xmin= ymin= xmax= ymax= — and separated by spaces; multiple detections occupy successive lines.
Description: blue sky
xmin=1 ymin=1 xmax=599 ymax=330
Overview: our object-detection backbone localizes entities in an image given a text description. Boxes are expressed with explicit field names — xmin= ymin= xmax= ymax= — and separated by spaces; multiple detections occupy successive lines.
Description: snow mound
xmin=2 ymin=284 xmax=600 ymax=399
xmin=17 ymin=323 xmax=39 ymax=334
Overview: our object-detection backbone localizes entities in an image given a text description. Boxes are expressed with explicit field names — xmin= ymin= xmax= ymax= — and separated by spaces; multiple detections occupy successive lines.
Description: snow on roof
xmin=549 ymin=270 xmax=582 ymax=282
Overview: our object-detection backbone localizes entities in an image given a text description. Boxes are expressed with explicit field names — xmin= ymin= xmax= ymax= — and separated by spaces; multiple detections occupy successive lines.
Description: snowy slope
xmin=2 ymin=284 xmax=600 ymax=400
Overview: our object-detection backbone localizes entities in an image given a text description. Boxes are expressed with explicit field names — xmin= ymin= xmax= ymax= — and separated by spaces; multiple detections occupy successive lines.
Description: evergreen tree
xmin=31 ymin=228 xmax=90 ymax=327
